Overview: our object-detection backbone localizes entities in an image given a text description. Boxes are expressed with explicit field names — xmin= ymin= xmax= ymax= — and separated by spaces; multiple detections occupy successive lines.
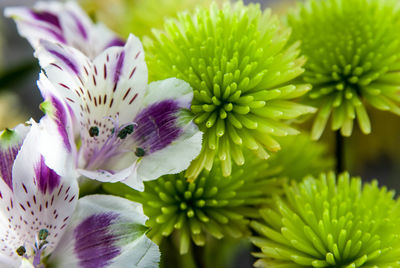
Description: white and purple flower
xmin=0 ymin=122 xmax=160 ymax=268
xmin=36 ymin=34 xmax=202 ymax=191
xmin=5 ymin=1 xmax=124 ymax=59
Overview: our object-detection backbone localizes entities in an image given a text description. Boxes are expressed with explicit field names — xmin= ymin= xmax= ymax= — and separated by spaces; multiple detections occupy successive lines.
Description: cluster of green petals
xmin=103 ymin=133 xmax=333 ymax=255
xmin=145 ymin=1 xmax=315 ymax=180
xmin=108 ymin=161 xmax=284 ymax=255
xmin=251 ymin=172 xmax=400 ymax=267
xmin=288 ymin=0 xmax=400 ymax=139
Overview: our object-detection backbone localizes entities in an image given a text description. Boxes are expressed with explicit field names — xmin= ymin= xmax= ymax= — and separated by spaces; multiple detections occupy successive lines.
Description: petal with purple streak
xmin=123 ymin=78 xmax=202 ymax=188
xmin=113 ymin=51 xmax=125 ymax=85
xmin=105 ymin=38 xmax=125 ymax=49
xmin=47 ymin=47 xmax=80 ymax=75
xmin=133 ymin=100 xmax=182 ymax=153
xmin=31 ymin=10 xmax=62 ymax=29
xmin=11 ymin=120 xmax=79 ymax=256
xmin=74 ymin=213 xmax=120 ymax=268
xmin=5 ymin=2 xmax=126 ymax=58
xmin=0 ymin=125 xmax=30 ymax=190
xmin=35 ymin=155 xmax=61 ymax=194
xmin=49 ymin=95 xmax=72 ymax=151
xmin=0 ymin=143 xmax=19 ymax=190
xmin=68 ymin=11 xmax=88 ymax=40
xmin=48 ymin=195 xmax=159 ymax=268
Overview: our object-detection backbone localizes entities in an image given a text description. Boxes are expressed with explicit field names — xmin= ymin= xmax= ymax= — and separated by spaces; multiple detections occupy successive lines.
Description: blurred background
xmin=0 ymin=0 xmax=399 ymax=267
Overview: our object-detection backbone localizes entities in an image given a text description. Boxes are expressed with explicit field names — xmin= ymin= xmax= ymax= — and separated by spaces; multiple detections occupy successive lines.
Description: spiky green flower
xmin=103 ymin=133 xmax=333 ymax=255
xmin=288 ymin=0 xmax=400 ymax=139
xmin=251 ymin=172 xmax=400 ymax=267
xmin=105 ymin=162 xmax=284 ymax=255
xmin=145 ymin=1 xmax=315 ymax=180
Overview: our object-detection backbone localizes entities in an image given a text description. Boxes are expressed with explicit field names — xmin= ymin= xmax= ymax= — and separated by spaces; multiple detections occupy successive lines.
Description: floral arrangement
xmin=1 ymin=0 xmax=400 ymax=267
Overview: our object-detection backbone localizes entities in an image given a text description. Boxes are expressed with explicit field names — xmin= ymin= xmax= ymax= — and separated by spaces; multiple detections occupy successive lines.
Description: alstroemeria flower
xmin=36 ymin=34 xmax=202 ymax=190
xmin=0 ymin=122 xmax=160 ymax=267
xmin=5 ymin=1 xmax=124 ymax=59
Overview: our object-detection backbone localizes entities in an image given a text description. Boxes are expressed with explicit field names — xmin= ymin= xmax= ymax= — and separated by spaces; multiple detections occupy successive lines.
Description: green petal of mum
xmin=103 ymin=133 xmax=332 ymax=255
xmin=288 ymin=0 xmax=400 ymax=139
xmin=145 ymin=1 xmax=315 ymax=180
xmin=251 ymin=172 xmax=400 ymax=267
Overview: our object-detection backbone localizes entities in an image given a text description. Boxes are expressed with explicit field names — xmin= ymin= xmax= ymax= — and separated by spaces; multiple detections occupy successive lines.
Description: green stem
xmin=335 ymin=131 xmax=344 ymax=173
xmin=191 ymin=242 xmax=206 ymax=268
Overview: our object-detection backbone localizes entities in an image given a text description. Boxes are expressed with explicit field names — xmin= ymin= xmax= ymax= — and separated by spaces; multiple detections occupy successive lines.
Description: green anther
xmin=38 ymin=229 xmax=49 ymax=240
xmin=89 ymin=126 xmax=99 ymax=137
xmin=118 ymin=124 xmax=135 ymax=139
xmin=16 ymin=246 xmax=26 ymax=256
xmin=135 ymin=147 xmax=145 ymax=157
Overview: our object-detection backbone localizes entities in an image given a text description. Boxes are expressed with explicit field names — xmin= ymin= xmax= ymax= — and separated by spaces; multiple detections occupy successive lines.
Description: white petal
xmin=123 ymin=78 xmax=202 ymax=187
xmin=12 ymin=121 xmax=79 ymax=253
xmin=49 ymin=195 xmax=160 ymax=268
xmin=5 ymin=1 xmax=124 ymax=59
xmin=37 ymin=74 xmax=77 ymax=178
xmin=0 ymin=124 xmax=31 ymax=266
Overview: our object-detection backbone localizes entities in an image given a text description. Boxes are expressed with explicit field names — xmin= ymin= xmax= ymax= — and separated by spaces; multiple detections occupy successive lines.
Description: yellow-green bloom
xmin=145 ymin=1 xmax=315 ymax=180
xmin=251 ymin=172 xmax=400 ymax=267
xmin=288 ymin=0 xmax=400 ymax=139
xmin=79 ymin=0 xmax=217 ymax=38
xmin=103 ymin=133 xmax=333 ymax=255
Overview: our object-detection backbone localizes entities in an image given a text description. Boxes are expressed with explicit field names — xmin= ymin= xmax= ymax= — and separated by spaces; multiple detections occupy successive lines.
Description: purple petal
xmin=74 ymin=213 xmax=120 ymax=268
xmin=113 ymin=51 xmax=125 ymax=85
xmin=49 ymin=95 xmax=72 ymax=152
xmin=35 ymin=155 xmax=61 ymax=194
xmin=0 ymin=143 xmax=20 ymax=190
xmin=68 ymin=11 xmax=88 ymax=40
xmin=133 ymin=100 xmax=182 ymax=153
xmin=31 ymin=10 xmax=62 ymax=30
xmin=48 ymin=48 xmax=79 ymax=74
xmin=105 ymin=38 xmax=125 ymax=49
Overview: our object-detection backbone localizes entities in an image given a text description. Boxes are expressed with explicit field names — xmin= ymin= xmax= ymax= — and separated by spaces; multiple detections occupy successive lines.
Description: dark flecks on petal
xmin=48 ymin=49 xmax=79 ymax=74
xmin=133 ymin=100 xmax=183 ymax=153
xmin=35 ymin=156 xmax=61 ymax=195
xmin=74 ymin=213 xmax=120 ymax=268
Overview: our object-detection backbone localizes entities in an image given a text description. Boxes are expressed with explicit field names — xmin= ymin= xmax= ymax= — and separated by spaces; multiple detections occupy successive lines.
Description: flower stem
xmin=192 ymin=242 xmax=206 ymax=268
xmin=335 ymin=131 xmax=344 ymax=173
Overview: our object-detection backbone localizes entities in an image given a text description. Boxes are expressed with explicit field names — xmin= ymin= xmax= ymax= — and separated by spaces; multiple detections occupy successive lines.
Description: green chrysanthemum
xmin=251 ymin=172 xmax=400 ymax=267
xmin=145 ymin=1 xmax=315 ymax=180
xmin=103 ymin=133 xmax=333 ymax=255
xmin=288 ymin=0 xmax=400 ymax=139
